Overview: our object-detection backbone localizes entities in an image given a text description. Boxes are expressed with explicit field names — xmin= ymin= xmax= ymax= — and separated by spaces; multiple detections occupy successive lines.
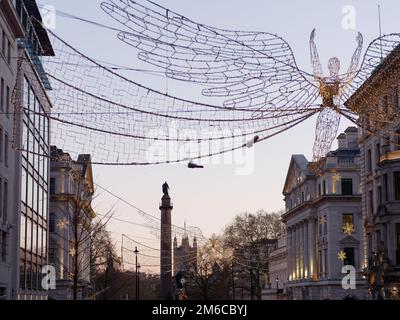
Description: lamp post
xmin=134 ymin=246 xmax=139 ymax=300
xmin=276 ymin=276 xmax=279 ymax=301
xmin=137 ymin=263 xmax=141 ymax=300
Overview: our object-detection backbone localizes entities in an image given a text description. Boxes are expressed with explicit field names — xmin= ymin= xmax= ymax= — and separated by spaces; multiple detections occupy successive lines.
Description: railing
xmin=14 ymin=0 xmax=52 ymax=89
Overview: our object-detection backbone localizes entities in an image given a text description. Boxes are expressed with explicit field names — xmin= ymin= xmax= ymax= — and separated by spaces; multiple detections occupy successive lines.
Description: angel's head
xmin=328 ymin=57 xmax=340 ymax=77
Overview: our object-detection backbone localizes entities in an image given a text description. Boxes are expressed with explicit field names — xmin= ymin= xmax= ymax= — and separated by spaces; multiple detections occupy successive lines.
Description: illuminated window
xmin=20 ymin=215 xmax=26 ymax=249
xmin=342 ymin=213 xmax=354 ymax=233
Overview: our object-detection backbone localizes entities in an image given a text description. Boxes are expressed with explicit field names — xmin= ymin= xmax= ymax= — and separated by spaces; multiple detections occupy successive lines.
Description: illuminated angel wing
xmin=101 ymin=0 xmax=320 ymax=112
xmin=340 ymin=33 xmax=400 ymax=106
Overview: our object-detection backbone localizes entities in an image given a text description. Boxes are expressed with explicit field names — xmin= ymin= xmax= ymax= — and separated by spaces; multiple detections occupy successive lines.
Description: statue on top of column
xmin=162 ymin=181 xmax=170 ymax=196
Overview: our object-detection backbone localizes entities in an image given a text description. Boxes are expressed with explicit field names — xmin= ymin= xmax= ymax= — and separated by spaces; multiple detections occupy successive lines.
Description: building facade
xmin=282 ymin=128 xmax=367 ymax=300
xmin=48 ymin=146 xmax=95 ymax=300
xmin=346 ymin=45 xmax=400 ymax=299
xmin=0 ymin=0 xmax=53 ymax=300
xmin=173 ymin=232 xmax=197 ymax=276
xmin=262 ymin=227 xmax=287 ymax=300
xmin=0 ymin=0 xmax=24 ymax=300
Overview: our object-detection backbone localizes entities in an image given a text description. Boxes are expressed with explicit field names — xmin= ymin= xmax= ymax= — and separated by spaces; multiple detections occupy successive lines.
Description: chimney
xmin=345 ymin=127 xmax=359 ymax=148
xmin=337 ymin=133 xmax=347 ymax=149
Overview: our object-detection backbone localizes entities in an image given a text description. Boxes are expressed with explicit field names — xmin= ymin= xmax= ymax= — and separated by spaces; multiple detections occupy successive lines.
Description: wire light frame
xmin=11 ymin=0 xmax=400 ymax=166
xmin=100 ymin=0 xmax=400 ymax=162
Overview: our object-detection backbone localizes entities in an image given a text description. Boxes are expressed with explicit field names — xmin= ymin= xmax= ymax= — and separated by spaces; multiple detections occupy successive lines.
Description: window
xmin=367 ymin=149 xmax=372 ymax=173
xmin=395 ymin=172 xmax=400 ymax=200
xmin=369 ymin=190 xmax=374 ymax=215
xmin=382 ymin=95 xmax=389 ymax=114
xmin=318 ymin=183 xmax=321 ymax=197
xmin=1 ymin=30 xmax=5 ymax=56
xmin=0 ymin=177 xmax=2 ymax=220
xmin=323 ymin=180 xmax=326 ymax=195
xmin=19 ymin=261 xmax=26 ymax=289
xmin=50 ymin=178 xmax=56 ymax=195
xmin=20 ymin=215 xmax=26 ymax=250
xmin=342 ymin=213 xmax=354 ymax=233
xmin=0 ymin=127 xmax=2 ymax=162
xmin=324 ymin=215 xmax=328 ymax=234
xmin=376 ymin=143 xmax=381 ymax=163
xmin=341 ymin=178 xmax=353 ymax=195
xmin=1 ymin=232 xmax=6 ymax=262
xmin=396 ymin=224 xmax=400 ymax=265
xmin=0 ymin=78 xmax=3 ymax=111
xmin=396 ymin=130 xmax=400 ymax=151
xmin=49 ymin=213 xmax=55 ymax=232
xmin=318 ymin=250 xmax=322 ymax=277
xmin=4 ymin=133 xmax=8 ymax=167
xmin=32 ymin=222 xmax=37 ymax=254
xmin=384 ymin=174 xmax=388 ymax=201
xmin=7 ymin=39 xmax=11 ymax=65
xmin=26 ymin=262 xmax=32 ymax=290
xmin=378 ymin=186 xmax=382 ymax=205
xmin=2 ymin=180 xmax=7 ymax=224
xmin=393 ymin=86 xmax=399 ymax=111
xmin=343 ymin=247 xmax=355 ymax=266
xmin=26 ymin=218 xmax=32 ymax=252
xmin=5 ymin=86 xmax=9 ymax=118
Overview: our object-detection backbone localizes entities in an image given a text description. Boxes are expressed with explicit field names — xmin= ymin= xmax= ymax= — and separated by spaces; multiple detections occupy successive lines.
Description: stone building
xmin=0 ymin=0 xmax=53 ymax=300
xmin=345 ymin=44 xmax=400 ymax=299
xmin=48 ymin=146 xmax=95 ymax=300
xmin=262 ymin=227 xmax=287 ymax=300
xmin=282 ymin=127 xmax=367 ymax=300
xmin=173 ymin=229 xmax=197 ymax=276
xmin=233 ymin=238 xmax=276 ymax=300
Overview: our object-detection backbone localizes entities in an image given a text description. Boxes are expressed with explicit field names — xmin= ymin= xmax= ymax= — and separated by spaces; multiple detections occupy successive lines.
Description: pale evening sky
xmin=38 ymin=0 xmax=399 ymax=270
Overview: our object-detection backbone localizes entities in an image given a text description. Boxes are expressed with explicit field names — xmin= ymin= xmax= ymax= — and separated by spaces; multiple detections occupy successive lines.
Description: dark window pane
xmin=344 ymin=247 xmax=355 ymax=266
xmin=394 ymin=172 xmax=400 ymax=200
xmin=396 ymin=224 xmax=400 ymax=265
xmin=50 ymin=178 xmax=55 ymax=195
xmin=341 ymin=178 xmax=353 ymax=195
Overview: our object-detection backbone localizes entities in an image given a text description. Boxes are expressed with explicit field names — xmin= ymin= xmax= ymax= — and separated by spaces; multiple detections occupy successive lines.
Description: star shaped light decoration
xmin=342 ymin=223 xmax=355 ymax=236
xmin=69 ymin=247 xmax=76 ymax=257
xmin=319 ymin=216 xmax=327 ymax=225
xmin=338 ymin=250 xmax=347 ymax=262
xmin=57 ymin=217 xmax=69 ymax=231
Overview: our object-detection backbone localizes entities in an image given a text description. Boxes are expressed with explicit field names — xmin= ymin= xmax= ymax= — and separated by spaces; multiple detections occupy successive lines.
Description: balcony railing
xmin=15 ymin=0 xmax=52 ymax=90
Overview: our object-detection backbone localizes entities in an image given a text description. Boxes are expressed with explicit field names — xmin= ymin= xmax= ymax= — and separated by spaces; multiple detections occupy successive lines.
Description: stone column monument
xmin=160 ymin=182 xmax=173 ymax=299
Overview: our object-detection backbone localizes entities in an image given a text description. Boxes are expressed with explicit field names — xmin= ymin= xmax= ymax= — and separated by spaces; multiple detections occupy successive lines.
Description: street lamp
xmin=137 ymin=263 xmax=141 ymax=300
xmin=134 ymin=247 xmax=139 ymax=300
xmin=276 ymin=276 xmax=279 ymax=301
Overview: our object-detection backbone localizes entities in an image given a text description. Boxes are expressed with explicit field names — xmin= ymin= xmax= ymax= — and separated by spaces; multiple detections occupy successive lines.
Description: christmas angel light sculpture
xmin=97 ymin=0 xmax=399 ymax=161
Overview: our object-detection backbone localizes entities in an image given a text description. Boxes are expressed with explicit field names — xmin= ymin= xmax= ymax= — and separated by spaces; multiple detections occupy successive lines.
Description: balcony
xmin=14 ymin=0 xmax=52 ymax=90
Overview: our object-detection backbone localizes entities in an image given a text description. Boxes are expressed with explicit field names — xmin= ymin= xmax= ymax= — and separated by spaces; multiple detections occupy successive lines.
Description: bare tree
xmin=186 ymin=235 xmax=231 ymax=300
xmin=223 ymin=210 xmax=283 ymax=300
xmin=49 ymin=177 xmax=115 ymax=300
